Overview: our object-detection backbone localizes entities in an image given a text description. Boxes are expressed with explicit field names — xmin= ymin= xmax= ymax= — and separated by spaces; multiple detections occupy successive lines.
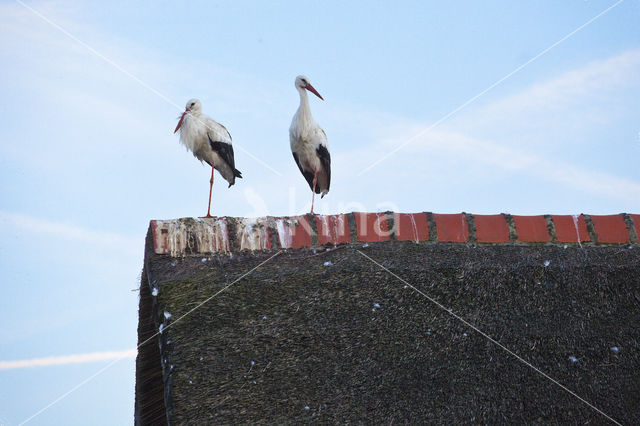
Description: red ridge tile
xmin=474 ymin=214 xmax=510 ymax=243
xmin=276 ymin=216 xmax=312 ymax=248
xmin=512 ymin=215 xmax=550 ymax=243
xmin=236 ymin=218 xmax=272 ymax=251
xmin=355 ymin=212 xmax=390 ymax=242
xmin=151 ymin=220 xmax=168 ymax=255
xmin=433 ymin=213 xmax=469 ymax=242
xmin=395 ymin=213 xmax=429 ymax=242
xmin=551 ymin=215 xmax=590 ymax=243
xmin=590 ymin=214 xmax=630 ymax=244
xmin=316 ymin=214 xmax=351 ymax=245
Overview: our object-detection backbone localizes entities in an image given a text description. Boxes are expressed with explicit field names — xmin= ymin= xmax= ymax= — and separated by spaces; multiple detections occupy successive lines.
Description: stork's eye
xmin=301 ymin=79 xmax=307 ymax=84
xmin=190 ymin=102 xmax=195 ymax=107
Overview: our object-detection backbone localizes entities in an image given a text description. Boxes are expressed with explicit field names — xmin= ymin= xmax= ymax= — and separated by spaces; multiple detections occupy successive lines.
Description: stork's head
xmin=185 ymin=98 xmax=201 ymax=113
xmin=295 ymin=75 xmax=324 ymax=100
xmin=174 ymin=98 xmax=201 ymax=133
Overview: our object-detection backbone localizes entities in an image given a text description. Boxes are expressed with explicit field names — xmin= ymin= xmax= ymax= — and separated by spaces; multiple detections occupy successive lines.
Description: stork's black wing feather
xmin=316 ymin=144 xmax=331 ymax=193
xmin=209 ymin=136 xmax=242 ymax=174
xmin=292 ymin=152 xmax=316 ymax=192
xmin=209 ymin=136 xmax=242 ymax=186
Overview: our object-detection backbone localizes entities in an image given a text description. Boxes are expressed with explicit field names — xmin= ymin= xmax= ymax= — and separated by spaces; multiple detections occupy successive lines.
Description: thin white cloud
xmin=0 ymin=211 xmax=141 ymax=256
xmin=465 ymin=49 xmax=640 ymax=135
xmin=481 ymin=50 xmax=640 ymax=115
xmin=0 ymin=349 xmax=136 ymax=370
xmin=392 ymin=127 xmax=640 ymax=202
xmin=345 ymin=49 xmax=640 ymax=206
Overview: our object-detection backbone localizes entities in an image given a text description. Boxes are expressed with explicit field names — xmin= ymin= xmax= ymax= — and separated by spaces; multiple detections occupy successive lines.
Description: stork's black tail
xmin=227 ymin=169 xmax=243 ymax=188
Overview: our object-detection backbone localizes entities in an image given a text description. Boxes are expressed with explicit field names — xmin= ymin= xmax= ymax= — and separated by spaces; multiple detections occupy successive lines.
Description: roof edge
xmin=149 ymin=212 xmax=639 ymax=256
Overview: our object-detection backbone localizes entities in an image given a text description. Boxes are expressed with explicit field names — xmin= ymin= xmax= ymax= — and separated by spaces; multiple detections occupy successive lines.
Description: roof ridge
xmin=150 ymin=212 xmax=639 ymax=256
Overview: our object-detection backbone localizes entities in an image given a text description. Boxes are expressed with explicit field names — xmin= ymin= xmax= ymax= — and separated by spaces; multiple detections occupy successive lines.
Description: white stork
xmin=174 ymin=98 xmax=242 ymax=218
xmin=289 ymin=75 xmax=330 ymax=215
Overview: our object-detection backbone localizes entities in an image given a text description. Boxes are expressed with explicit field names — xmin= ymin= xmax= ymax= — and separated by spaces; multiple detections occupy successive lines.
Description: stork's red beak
xmin=174 ymin=109 xmax=188 ymax=133
xmin=305 ymin=83 xmax=324 ymax=100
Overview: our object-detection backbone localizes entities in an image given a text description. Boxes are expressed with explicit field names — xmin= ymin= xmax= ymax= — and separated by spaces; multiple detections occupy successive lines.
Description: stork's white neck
xmin=293 ymin=87 xmax=315 ymax=133
xmin=297 ymin=87 xmax=312 ymax=117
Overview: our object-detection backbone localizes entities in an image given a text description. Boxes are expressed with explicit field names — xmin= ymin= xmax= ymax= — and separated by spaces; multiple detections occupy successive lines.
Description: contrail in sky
xmin=0 ymin=349 xmax=137 ymax=370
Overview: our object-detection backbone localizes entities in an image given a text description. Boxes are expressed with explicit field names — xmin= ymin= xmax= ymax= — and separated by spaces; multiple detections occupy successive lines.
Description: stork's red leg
xmin=202 ymin=163 xmax=215 ymax=218
xmin=310 ymin=167 xmax=318 ymax=215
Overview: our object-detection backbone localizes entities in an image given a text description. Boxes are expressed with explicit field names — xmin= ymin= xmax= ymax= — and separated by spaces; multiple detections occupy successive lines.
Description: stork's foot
xmin=199 ymin=214 xmax=214 ymax=219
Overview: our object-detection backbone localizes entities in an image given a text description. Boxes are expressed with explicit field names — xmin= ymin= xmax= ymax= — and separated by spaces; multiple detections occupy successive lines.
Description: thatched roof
xmin=136 ymin=213 xmax=640 ymax=424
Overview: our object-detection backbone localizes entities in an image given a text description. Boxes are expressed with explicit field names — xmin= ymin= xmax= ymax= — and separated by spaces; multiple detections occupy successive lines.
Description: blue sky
xmin=1 ymin=0 xmax=639 ymax=424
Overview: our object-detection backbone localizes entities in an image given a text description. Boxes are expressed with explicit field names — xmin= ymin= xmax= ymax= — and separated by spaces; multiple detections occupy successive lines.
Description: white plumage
xmin=289 ymin=75 xmax=330 ymax=214
xmin=174 ymin=98 xmax=241 ymax=217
